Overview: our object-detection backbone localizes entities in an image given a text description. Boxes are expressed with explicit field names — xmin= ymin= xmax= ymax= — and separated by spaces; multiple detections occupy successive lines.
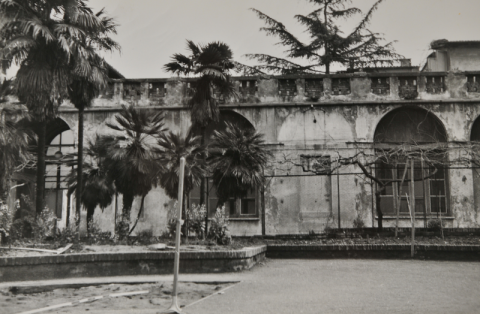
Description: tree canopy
xmin=247 ymin=0 xmax=402 ymax=74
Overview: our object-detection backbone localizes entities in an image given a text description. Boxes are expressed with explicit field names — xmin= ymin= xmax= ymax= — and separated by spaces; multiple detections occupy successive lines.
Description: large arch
xmin=374 ymin=106 xmax=447 ymax=143
xmin=191 ymin=109 xmax=255 ymax=144
xmin=373 ymin=107 xmax=449 ymax=218
xmin=15 ymin=118 xmax=75 ymax=221
xmin=190 ymin=110 xmax=259 ymax=218
xmin=470 ymin=116 xmax=480 ymax=213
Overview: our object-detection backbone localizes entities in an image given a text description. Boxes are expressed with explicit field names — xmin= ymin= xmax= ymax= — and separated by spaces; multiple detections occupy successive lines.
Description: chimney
xmin=400 ymin=59 xmax=412 ymax=67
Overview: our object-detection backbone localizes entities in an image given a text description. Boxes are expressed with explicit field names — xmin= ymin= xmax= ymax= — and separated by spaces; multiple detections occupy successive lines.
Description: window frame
xmin=376 ymin=158 xmax=450 ymax=217
xmin=189 ymin=179 xmax=260 ymax=220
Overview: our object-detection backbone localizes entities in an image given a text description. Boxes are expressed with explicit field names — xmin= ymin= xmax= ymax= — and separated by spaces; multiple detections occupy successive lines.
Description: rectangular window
xmin=398 ymin=77 xmax=418 ymax=99
xmin=466 ymin=75 xmax=480 ymax=92
xmin=123 ymin=82 xmax=142 ymax=102
xmin=331 ymin=78 xmax=350 ymax=95
xmin=425 ymin=76 xmax=445 ymax=94
xmin=239 ymin=80 xmax=257 ymax=96
xmin=371 ymin=77 xmax=390 ymax=95
xmin=148 ymin=82 xmax=166 ymax=101
xmin=305 ymin=79 xmax=324 ymax=98
xmin=278 ymin=79 xmax=297 ymax=96
xmin=376 ymin=160 xmax=448 ymax=216
xmin=189 ymin=179 xmax=258 ymax=218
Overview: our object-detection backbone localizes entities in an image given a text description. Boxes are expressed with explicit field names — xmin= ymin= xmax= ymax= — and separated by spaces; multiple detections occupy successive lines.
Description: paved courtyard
xmin=188 ymin=259 xmax=480 ymax=314
xmin=4 ymin=259 xmax=480 ymax=314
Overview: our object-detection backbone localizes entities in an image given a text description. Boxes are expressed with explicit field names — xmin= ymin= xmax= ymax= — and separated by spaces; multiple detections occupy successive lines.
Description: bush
xmin=85 ymin=220 xmax=112 ymax=244
xmin=353 ymin=216 xmax=365 ymax=230
xmin=207 ymin=206 xmax=231 ymax=245
xmin=55 ymin=222 xmax=78 ymax=244
xmin=9 ymin=195 xmax=36 ymax=240
xmin=187 ymin=204 xmax=206 ymax=238
xmin=33 ymin=207 xmax=57 ymax=241
xmin=427 ymin=219 xmax=444 ymax=231
xmin=9 ymin=195 xmax=57 ymax=242
xmin=0 ymin=199 xmax=14 ymax=242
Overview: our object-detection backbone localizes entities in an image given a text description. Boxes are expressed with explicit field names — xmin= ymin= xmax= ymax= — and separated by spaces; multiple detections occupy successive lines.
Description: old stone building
xmin=12 ymin=39 xmax=480 ymax=236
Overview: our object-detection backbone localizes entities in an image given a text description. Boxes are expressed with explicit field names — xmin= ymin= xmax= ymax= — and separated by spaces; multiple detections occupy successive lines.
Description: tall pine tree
xmin=247 ymin=0 xmax=402 ymax=74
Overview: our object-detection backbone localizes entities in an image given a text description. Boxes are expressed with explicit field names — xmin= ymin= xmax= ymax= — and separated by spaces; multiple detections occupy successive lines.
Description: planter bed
xmin=0 ymin=246 xmax=266 ymax=282
xmin=267 ymin=244 xmax=480 ymax=261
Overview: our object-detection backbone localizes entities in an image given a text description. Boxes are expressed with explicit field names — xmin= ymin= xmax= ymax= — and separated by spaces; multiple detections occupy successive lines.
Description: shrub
xmin=85 ymin=220 xmax=112 ymax=244
xmin=427 ymin=219 xmax=444 ymax=231
xmin=9 ymin=195 xmax=57 ymax=242
xmin=353 ymin=216 xmax=365 ymax=230
xmin=207 ymin=206 xmax=231 ymax=245
xmin=32 ymin=207 xmax=57 ymax=241
xmin=55 ymin=222 xmax=78 ymax=244
xmin=0 ymin=200 xmax=14 ymax=242
xmin=9 ymin=195 xmax=36 ymax=240
xmin=187 ymin=204 xmax=206 ymax=238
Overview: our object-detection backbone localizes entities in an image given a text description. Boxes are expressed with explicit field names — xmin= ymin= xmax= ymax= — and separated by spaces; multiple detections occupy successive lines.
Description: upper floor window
xmin=304 ymin=79 xmax=324 ymax=98
xmin=398 ymin=77 xmax=418 ymax=100
xmin=148 ymin=82 xmax=166 ymax=101
xmin=371 ymin=77 xmax=390 ymax=95
xmin=278 ymin=79 xmax=297 ymax=96
xmin=331 ymin=78 xmax=350 ymax=95
xmin=123 ymin=82 xmax=142 ymax=102
xmin=239 ymin=80 xmax=258 ymax=96
xmin=425 ymin=76 xmax=445 ymax=94
xmin=466 ymin=75 xmax=480 ymax=92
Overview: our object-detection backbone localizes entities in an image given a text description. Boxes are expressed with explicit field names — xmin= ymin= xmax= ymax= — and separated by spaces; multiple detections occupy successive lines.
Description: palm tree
xmin=0 ymin=0 xmax=116 ymax=214
xmin=66 ymin=136 xmax=115 ymax=227
xmin=66 ymin=7 xmax=119 ymax=229
xmin=164 ymin=40 xmax=237 ymax=229
xmin=208 ymin=122 xmax=271 ymax=207
xmin=155 ymin=131 xmax=206 ymax=238
xmin=100 ymin=105 xmax=167 ymax=237
xmin=0 ymin=79 xmax=32 ymax=203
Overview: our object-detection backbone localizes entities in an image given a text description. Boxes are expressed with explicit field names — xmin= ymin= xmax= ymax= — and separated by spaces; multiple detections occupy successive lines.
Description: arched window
xmin=44 ymin=127 xmax=76 ymax=218
xmin=374 ymin=107 xmax=449 ymax=216
xmin=470 ymin=116 xmax=480 ymax=212
xmin=189 ymin=111 xmax=259 ymax=218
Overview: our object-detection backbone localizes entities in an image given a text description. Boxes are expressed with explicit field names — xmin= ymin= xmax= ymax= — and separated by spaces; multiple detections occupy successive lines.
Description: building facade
xmin=15 ymin=40 xmax=480 ymax=236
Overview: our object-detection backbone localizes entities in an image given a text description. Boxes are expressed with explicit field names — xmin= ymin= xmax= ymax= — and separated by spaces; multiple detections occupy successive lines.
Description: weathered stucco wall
xmin=50 ymin=71 xmax=480 ymax=235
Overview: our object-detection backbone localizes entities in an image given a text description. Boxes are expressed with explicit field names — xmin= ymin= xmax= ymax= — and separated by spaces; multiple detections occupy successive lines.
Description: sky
xmin=7 ymin=0 xmax=480 ymax=78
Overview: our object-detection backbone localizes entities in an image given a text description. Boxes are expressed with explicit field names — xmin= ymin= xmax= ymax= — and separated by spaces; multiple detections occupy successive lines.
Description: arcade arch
xmin=189 ymin=110 xmax=259 ymax=218
xmin=373 ymin=107 xmax=449 ymax=217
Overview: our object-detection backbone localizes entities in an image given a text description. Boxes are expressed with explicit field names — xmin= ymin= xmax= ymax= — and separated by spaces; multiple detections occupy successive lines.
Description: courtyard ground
xmin=2 ymin=258 xmax=479 ymax=314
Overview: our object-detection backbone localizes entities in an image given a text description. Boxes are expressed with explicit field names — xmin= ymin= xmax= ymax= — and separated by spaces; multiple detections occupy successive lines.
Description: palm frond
xmin=208 ymin=122 xmax=272 ymax=202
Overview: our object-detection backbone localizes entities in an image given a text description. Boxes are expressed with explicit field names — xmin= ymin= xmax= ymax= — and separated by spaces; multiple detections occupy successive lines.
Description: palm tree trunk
xmin=121 ymin=193 xmax=134 ymax=234
xmin=76 ymin=107 xmax=84 ymax=236
xmin=128 ymin=194 xmax=145 ymax=235
xmin=201 ymin=125 xmax=209 ymax=237
xmin=35 ymin=120 xmax=46 ymax=215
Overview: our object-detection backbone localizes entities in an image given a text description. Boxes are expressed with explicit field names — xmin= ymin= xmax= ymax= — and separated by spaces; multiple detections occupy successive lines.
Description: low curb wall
xmin=267 ymin=244 xmax=480 ymax=260
xmin=0 ymin=246 xmax=266 ymax=282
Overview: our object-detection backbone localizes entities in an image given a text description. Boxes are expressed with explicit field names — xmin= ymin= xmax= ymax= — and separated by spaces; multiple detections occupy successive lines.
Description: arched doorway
xmin=374 ymin=107 xmax=449 ymax=217
xmin=44 ymin=126 xmax=76 ymax=219
xmin=16 ymin=118 xmax=76 ymax=221
xmin=189 ymin=110 xmax=259 ymax=218
xmin=470 ymin=116 xmax=480 ymax=212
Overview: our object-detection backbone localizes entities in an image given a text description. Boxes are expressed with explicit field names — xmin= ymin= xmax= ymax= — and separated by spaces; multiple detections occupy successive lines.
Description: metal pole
xmin=162 ymin=157 xmax=186 ymax=314
xmin=337 ymin=167 xmax=341 ymax=229
xmin=410 ymin=159 xmax=415 ymax=258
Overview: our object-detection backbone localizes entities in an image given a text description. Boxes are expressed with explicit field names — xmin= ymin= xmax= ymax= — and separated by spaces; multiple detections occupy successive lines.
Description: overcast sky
xmin=8 ymin=0 xmax=480 ymax=78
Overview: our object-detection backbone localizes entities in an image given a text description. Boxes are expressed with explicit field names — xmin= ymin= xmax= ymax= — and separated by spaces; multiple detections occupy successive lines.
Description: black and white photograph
xmin=1 ymin=1 xmax=480 ymax=313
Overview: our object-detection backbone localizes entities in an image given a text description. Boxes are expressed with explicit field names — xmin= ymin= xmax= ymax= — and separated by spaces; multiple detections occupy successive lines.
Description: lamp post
xmin=162 ymin=157 xmax=186 ymax=314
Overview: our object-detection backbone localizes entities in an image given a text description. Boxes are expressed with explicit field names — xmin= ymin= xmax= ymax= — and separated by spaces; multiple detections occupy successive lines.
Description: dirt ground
xmin=1 ymin=281 xmax=235 ymax=314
